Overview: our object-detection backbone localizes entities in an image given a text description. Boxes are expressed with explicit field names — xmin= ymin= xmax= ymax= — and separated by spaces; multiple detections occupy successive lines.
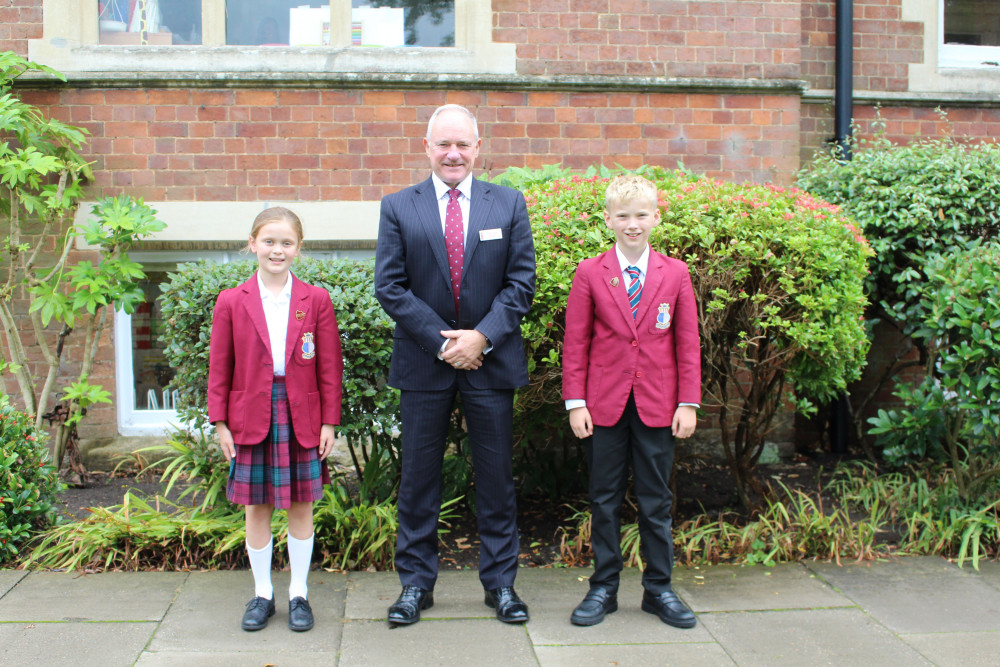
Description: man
xmin=374 ymin=104 xmax=536 ymax=627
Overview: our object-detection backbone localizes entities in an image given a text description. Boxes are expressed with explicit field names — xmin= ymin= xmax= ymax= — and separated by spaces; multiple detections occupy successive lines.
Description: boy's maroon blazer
xmin=562 ymin=248 xmax=701 ymax=428
xmin=207 ymin=273 xmax=343 ymax=448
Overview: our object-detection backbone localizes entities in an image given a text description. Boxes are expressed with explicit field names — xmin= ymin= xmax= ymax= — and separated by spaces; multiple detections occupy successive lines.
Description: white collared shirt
xmin=257 ymin=271 xmax=292 ymax=377
xmin=431 ymin=172 xmax=473 ymax=245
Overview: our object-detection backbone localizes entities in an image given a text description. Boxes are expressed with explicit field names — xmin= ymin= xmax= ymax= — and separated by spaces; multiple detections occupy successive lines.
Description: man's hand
xmin=319 ymin=424 xmax=336 ymax=458
xmin=216 ymin=421 xmax=236 ymax=460
xmin=672 ymin=405 xmax=697 ymax=439
xmin=569 ymin=406 xmax=594 ymax=439
xmin=440 ymin=329 xmax=487 ymax=370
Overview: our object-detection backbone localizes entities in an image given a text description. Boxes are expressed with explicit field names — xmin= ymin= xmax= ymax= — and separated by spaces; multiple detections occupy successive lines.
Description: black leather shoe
xmin=570 ymin=587 xmax=618 ymax=626
xmin=288 ymin=596 xmax=314 ymax=632
xmin=484 ymin=586 xmax=529 ymax=624
xmin=387 ymin=585 xmax=433 ymax=628
xmin=641 ymin=589 xmax=696 ymax=628
xmin=241 ymin=596 xmax=275 ymax=631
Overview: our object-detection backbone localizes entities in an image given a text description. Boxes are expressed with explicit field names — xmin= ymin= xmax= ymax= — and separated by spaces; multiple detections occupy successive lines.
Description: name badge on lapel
xmin=301 ymin=332 xmax=316 ymax=359
xmin=656 ymin=303 xmax=671 ymax=330
xmin=479 ymin=228 xmax=503 ymax=241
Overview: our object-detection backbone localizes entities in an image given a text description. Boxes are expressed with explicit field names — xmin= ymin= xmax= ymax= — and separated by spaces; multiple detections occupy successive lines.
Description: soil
xmin=55 ymin=453 xmax=846 ymax=570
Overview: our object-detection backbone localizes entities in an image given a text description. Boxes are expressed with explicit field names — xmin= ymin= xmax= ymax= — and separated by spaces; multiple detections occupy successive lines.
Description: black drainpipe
xmin=829 ymin=0 xmax=853 ymax=455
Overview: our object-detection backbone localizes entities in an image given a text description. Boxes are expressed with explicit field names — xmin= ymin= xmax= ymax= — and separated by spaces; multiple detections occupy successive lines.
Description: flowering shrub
xmin=0 ymin=393 xmax=62 ymax=561
xmin=516 ymin=166 xmax=871 ymax=506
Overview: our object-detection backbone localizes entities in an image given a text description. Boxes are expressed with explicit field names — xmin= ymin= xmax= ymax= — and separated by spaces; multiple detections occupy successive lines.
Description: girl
xmin=208 ymin=206 xmax=342 ymax=632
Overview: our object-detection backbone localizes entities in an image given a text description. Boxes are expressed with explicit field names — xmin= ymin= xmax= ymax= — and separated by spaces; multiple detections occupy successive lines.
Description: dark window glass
xmin=132 ymin=272 xmax=176 ymax=411
xmin=98 ymin=0 xmax=203 ymax=45
xmin=226 ymin=0 xmax=329 ymax=46
xmin=351 ymin=0 xmax=454 ymax=47
xmin=944 ymin=0 xmax=1000 ymax=46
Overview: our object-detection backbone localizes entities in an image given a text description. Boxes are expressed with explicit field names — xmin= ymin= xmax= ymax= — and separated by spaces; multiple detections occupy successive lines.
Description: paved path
xmin=2 ymin=556 xmax=1000 ymax=665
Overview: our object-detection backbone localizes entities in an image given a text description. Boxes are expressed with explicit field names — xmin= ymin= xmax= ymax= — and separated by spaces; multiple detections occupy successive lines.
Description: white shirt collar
xmin=615 ymin=244 xmax=651 ymax=277
xmin=257 ymin=271 xmax=293 ymax=304
xmin=431 ymin=172 xmax=474 ymax=201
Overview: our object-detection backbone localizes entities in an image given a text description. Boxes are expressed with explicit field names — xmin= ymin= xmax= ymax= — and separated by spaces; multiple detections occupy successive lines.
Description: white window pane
xmin=98 ymin=0 xmax=203 ymax=45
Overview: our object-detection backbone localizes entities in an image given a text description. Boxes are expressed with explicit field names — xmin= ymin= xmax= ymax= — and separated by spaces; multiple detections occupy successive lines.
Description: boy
xmin=562 ymin=173 xmax=701 ymax=628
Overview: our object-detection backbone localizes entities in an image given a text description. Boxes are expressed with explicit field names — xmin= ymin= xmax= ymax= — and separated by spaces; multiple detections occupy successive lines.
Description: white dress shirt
xmin=258 ymin=271 xmax=292 ymax=377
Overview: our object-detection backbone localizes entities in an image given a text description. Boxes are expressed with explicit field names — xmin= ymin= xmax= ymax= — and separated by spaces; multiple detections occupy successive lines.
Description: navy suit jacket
xmin=374 ymin=176 xmax=536 ymax=391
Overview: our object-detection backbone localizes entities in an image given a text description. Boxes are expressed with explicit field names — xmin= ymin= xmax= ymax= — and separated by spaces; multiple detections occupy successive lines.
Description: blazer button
xmin=632 ymin=340 xmax=638 ymax=347
xmin=636 ymin=371 xmax=643 ymax=378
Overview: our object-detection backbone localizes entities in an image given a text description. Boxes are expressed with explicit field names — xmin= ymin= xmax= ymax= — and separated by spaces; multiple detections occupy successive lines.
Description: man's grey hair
xmin=426 ymin=104 xmax=479 ymax=141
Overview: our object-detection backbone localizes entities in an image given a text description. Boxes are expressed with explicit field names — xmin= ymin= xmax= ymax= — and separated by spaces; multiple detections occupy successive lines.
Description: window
xmin=35 ymin=0 xmax=508 ymax=76
xmin=939 ymin=0 xmax=1000 ymax=68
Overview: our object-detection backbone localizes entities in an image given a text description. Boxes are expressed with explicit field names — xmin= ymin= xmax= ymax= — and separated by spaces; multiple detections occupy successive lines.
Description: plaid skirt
xmin=227 ymin=377 xmax=330 ymax=510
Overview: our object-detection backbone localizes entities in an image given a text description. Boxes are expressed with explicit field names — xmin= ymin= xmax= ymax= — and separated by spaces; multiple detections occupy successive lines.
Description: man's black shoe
xmin=288 ymin=596 xmax=314 ymax=632
xmin=641 ymin=589 xmax=696 ymax=628
xmin=484 ymin=586 xmax=529 ymax=623
xmin=387 ymin=585 xmax=433 ymax=628
xmin=240 ymin=596 xmax=275 ymax=631
xmin=570 ymin=587 xmax=618 ymax=626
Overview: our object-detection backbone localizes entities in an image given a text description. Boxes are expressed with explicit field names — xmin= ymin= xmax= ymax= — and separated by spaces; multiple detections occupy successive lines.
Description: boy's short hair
xmin=604 ymin=173 xmax=659 ymax=211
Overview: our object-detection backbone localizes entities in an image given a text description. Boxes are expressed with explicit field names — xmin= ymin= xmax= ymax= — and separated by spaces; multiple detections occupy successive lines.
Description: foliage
xmin=133 ymin=426 xmax=229 ymax=512
xmin=0 ymin=393 xmax=62 ymax=562
xmin=797 ymin=122 xmax=1000 ymax=449
xmin=159 ymin=257 xmax=403 ymax=502
xmin=868 ymin=244 xmax=1000 ymax=502
xmin=0 ymin=52 xmax=165 ymax=470
xmin=518 ymin=166 xmax=871 ymax=507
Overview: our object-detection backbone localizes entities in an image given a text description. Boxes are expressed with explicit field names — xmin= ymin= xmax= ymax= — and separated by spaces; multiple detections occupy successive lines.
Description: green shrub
xmin=868 ymin=243 xmax=1000 ymax=501
xmin=0 ymin=394 xmax=63 ymax=561
xmin=518 ymin=166 xmax=871 ymax=506
xmin=159 ymin=257 xmax=402 ymax=501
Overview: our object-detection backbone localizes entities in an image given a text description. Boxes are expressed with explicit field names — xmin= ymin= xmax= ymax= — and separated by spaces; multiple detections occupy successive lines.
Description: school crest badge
xmin=656 ymin=303 xmax=671 ymax=330
xmin=295 ymin=310 xmax=306 ymax=321
xmin=610 ymin=277 xmax=619 ymax=287
xmin=301 ymin=332 xmax=316 ymax=359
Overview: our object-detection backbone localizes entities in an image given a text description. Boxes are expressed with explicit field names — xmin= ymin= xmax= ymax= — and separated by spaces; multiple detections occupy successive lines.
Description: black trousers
xmin=586 ymin=393 xmax=676 ymax=594
xmin=395 ymin=373 xmax=519 ymax=591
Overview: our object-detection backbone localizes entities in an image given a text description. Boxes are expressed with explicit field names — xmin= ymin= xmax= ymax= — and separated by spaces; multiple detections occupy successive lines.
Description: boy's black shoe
xmin=484 ymin=586 xmax=529 ymax=623
xmin=288 ymin=596 xmax=314 ymax=632
xmin=241 ymin=596 xmax=275 ymax=631
xmin=570 ymin=587 xmax=618 ymax=626
xmin=641 ymin=589 xmax=697 ymax=628
xmin=387 ymin=585 xmax=433 ymax=627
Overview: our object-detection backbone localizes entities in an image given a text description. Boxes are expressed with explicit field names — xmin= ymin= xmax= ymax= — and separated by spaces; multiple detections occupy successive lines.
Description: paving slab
xmin=516 ymin=567 xmax=713 ymax=645
xmin=149 ymin=570 xmax=347 ymax=653
xmin=903 ymin=630 xmax=1000 ymax=666
xmin=963 ymin=560 xmax=1000 ymax=594
xmin=672 ymin=562 xmax=850 ymax=612
xmin=345 ymin=569 xmax=497 ymax=620
xmin=0 ymin=571 xmax=184 ymax=622
xmin=339 ymin=618 xmax=536 ymax=667
xmin=0 ymin=570 xmax=27 ymax=598
xmin=0 ymin=620 xmax=154 ymax=667
xmin=701 ymin=608 xmax=932 ymax=666
xmin=806 ymin=556 xmax=1000 ymax=634
xmin=534 ymin=642 xmax=736 ymax=667
xmin=135 ymin=650 xmax=340 ymax=666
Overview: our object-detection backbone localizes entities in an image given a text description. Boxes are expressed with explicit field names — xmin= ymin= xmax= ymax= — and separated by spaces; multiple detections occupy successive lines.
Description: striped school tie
xmin=625 ymin=265 xmax=642 ymax=319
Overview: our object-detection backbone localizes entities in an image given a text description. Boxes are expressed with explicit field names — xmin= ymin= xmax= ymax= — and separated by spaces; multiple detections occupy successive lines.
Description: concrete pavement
xmin=2 ymin=556 xmax=1000 ymax=665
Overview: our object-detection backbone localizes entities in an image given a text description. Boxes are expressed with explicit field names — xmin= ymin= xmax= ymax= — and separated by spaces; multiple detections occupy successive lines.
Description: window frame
xmin=938 ymin=0 xmax=1000 ymax=69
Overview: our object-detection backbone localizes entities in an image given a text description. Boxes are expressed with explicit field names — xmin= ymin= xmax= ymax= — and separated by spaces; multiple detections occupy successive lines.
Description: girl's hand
xmin=319 ymin=424 xmax=336 ymax=459
xmin=216 ymin=421 xmax=236 ymax=460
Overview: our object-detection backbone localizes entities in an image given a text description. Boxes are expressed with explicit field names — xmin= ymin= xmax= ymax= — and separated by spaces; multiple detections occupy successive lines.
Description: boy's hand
xmin=672 ymin=405 xmax=697 ymax=439
xmin=569 ymin=406 xmax=593 ymax=439
xmin=319 ymin=424 xmax=336 ymax=458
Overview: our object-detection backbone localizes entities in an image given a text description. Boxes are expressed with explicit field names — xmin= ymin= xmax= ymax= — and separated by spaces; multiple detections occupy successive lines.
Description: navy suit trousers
xmin=396 ymin=374 xmax=519 ymax=591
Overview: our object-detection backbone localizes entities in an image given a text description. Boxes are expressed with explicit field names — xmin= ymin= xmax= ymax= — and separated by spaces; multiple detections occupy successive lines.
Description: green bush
xmin=518 ymin=166 xmax=871 ymax=506
xmin=159 ymin=257 xmax=401 ymax=501
xmin=0 ymin=394 xmax=63 ymax=561
xmin=868 ymin=243 xmax=1000 ymax=501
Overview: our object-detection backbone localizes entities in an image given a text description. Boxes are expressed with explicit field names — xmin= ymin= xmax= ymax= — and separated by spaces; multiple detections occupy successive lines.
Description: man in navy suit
xmin=375 ymin=104 xmax=536 ymax=627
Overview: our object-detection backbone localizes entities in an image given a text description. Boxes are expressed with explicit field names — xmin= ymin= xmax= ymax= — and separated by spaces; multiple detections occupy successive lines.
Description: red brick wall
xmin=496 ymin=0 xmax=801 ymax=78
xmin=0 ymin=0 xmax=41 ymax=57
xmin=21 ymin=88 xmax=803 ymax=204
xmin=801 ymin=0 xmax=924 ymax=93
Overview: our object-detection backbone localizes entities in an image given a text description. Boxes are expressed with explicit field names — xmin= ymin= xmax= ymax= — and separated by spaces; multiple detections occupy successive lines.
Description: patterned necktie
xmin=445 ymin=188 xmax=464 ymax=315
xmin=625 ymin=265 xmax=642 ymax=319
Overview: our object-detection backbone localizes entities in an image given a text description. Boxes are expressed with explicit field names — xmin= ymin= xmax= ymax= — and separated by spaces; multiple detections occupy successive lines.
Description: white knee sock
xmin=247 ymin=536 xmax=274 ymax=600
xmin=287 ymin=532 xmax=315 ymax=600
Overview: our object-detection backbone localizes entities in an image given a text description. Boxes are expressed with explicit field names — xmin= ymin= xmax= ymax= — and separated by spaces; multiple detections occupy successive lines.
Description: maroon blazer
xmin=562 ymin=247 xmax=701 ymax=428
xmin=207 ymin=273 xmax=343 ymax=447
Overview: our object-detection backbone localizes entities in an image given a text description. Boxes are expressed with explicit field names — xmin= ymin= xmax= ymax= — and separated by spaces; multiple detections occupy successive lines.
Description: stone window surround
xmin=905 ymin=0 xmax=1000 ymax=94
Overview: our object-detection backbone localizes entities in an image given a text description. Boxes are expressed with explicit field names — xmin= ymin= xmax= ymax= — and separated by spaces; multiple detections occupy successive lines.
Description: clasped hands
xmin=440 ymin=329 xmax=487 ymax=370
